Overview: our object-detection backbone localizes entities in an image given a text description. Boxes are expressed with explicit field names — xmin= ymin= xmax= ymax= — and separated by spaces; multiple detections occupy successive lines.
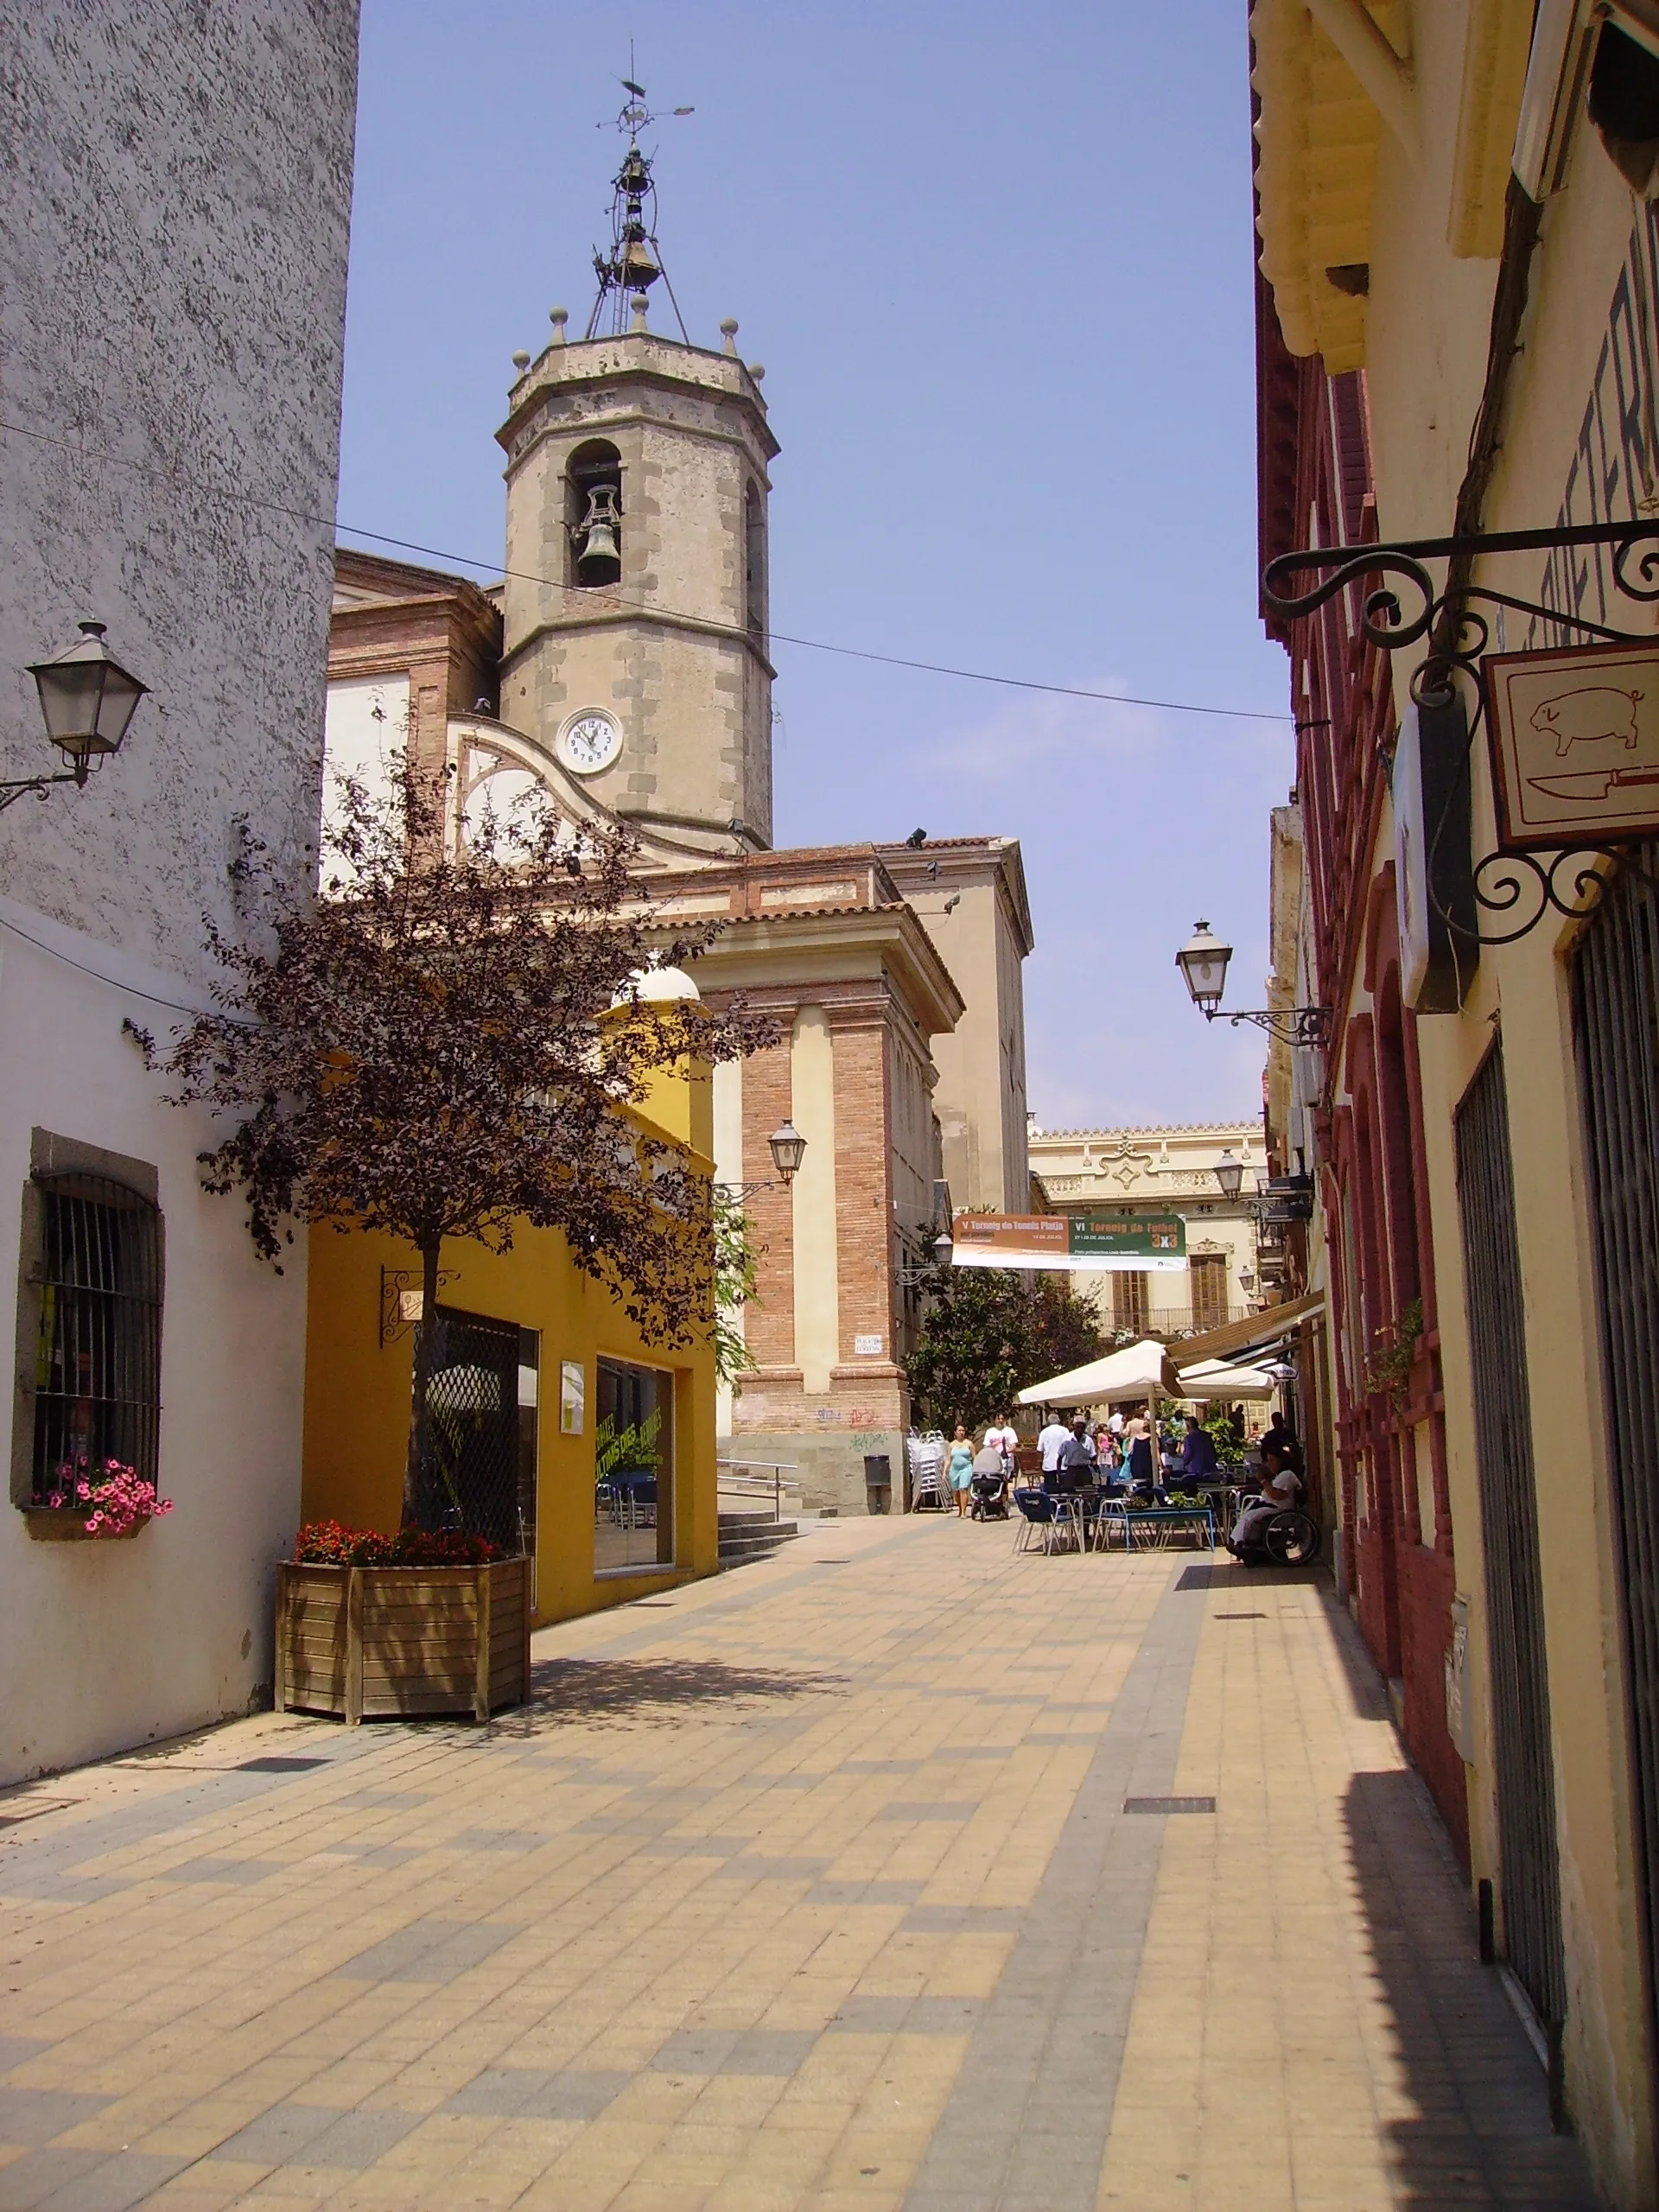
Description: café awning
xmin=1016 ymin=1338 xmax=1181 ymax=1408
xmin=1171 ymin=1290 xmax=1325 ymax=1370
xmin=1177 ymin=1359 xmax=1279 ymax=1402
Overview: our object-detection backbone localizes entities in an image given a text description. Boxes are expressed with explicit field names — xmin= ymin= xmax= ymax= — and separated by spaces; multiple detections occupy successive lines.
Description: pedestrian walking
xmin=983 ymin=1414 xmax=1020 ymax=1474
xmin=947 ymin=1423 xmax=976 ymax=1517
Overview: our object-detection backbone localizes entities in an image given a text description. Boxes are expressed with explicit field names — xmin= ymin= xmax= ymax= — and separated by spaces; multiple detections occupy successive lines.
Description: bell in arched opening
xmin=575 ymin=484 xmax=622 ymax=587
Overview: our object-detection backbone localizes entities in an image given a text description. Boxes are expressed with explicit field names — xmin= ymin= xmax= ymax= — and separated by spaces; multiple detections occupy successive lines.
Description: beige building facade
xmin=1250 ymin=3 xmax=1659 ymax=2193
xmin=1028 ymin=1122 xmax=1266 ymax=1341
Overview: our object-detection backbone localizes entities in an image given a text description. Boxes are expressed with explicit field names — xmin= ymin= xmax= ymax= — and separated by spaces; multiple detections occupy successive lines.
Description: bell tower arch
xmin=495 ymin=124 xmax=778 ymax=855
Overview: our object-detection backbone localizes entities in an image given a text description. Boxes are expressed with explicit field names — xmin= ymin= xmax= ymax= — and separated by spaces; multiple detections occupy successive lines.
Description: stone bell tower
xmin=495 ymin=117 xmax=778 ymax=854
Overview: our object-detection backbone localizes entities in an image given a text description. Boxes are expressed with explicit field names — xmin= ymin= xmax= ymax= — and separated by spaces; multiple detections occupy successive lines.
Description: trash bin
xmin=863 ymin=1452 xmax=892 ymax=1515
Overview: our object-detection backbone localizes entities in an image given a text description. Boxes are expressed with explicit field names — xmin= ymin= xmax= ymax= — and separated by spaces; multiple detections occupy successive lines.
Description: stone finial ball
xmin=512 ymin=348 xmax=531 ymax=370
xmin=747 ymin=361 xmax=766 ymax=380
xmin=550 ymin=306 xmax=568 ymax=326
xmin=720 ymin=317 xmax=739 ymax=335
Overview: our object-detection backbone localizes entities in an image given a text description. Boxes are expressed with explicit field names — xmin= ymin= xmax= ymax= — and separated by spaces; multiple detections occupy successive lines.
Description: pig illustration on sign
xmin=1530 ymin=686 xmax=1643 ymax=757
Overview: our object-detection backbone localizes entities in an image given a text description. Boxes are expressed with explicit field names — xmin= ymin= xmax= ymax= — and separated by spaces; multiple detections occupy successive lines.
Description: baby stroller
xmin=969 ymin=1448 xmax=1011 ymax=1520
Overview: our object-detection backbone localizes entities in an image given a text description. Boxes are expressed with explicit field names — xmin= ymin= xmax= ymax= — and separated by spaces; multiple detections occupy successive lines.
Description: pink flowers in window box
xmin=41 ymin=1458 xmax=174 ymax=1539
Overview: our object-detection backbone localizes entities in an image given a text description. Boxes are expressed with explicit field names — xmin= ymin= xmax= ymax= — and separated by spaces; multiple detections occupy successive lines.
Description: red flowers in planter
xmin=294 ymin=1522 xmax=503 ymax=1567
xmin=43 ymin=1459 xmax=173 ymax=1537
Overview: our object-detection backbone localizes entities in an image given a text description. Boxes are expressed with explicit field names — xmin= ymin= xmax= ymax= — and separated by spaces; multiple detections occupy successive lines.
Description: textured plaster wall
xmin=0 ymin=1 xmax=359 ymax=969
xmin=0 ymin=0 xmax=358 ymax=1782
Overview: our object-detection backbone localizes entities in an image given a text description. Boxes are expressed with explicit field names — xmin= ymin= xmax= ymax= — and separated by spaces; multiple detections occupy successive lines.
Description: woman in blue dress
xmin=947 ymin=1424 xmax=976 ymax=1517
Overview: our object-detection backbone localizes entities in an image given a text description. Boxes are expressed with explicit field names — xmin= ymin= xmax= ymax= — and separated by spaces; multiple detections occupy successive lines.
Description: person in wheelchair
xmin=1227 ymin=1439 xmax=1302 ymax=1557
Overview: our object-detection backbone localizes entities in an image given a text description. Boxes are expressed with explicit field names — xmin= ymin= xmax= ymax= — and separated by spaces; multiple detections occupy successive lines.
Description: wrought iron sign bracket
xmin=378 ymin=1265 xmax=456 ymax=1347
xmin=1204 ymin=1004 xmax=1332 ymax=1051
xmin=1262 ymin=518 xmax=1659 ymax=949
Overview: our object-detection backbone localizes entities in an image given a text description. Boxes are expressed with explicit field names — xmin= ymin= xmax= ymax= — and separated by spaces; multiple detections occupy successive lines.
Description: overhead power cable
xmin=0 ymin=414 xmax=1291 ymax=727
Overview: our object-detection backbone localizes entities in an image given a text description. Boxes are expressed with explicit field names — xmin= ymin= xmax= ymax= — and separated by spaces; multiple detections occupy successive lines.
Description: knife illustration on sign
xmin=1527 ymin=764 xmax=1659 ymax=801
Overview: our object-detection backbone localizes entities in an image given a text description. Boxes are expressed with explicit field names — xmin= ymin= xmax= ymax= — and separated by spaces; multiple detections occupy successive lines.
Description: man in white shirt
xmin=1106 ymin=1409 xmax=1125 ymax=1439
xmin=983 ymin=1416 xmax=1020 ymax=1471
xmin=1038 ymin=1414 xmax=1071 ymax=1477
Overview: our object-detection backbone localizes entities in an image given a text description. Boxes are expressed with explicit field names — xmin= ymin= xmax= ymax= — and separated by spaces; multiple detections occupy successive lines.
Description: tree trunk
xmin=402 ymin=1237 xmax=442 ymax=1530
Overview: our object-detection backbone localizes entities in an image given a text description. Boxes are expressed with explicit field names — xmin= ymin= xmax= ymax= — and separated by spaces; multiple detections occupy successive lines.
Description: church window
xmin=567 ymin=441 xmax=623 ymax=588
xmin=744 ymin=480 xmax=766 ymax=636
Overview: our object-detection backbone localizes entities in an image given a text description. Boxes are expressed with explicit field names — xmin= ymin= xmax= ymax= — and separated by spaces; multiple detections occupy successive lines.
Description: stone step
xmin=716 ymin=1518 xmax=803 ymax=1569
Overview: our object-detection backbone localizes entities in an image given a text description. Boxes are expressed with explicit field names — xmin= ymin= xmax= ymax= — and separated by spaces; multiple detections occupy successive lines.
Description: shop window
xmin=594 ymin=1356 xmax=674 ymax=1575
xmin=14 ymin=1155 xmax=163 ymax=1507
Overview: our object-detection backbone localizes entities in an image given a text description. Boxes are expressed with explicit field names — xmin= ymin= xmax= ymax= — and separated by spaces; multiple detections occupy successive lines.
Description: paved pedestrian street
xmin=0 ymin=1519 xmax=1598 ymax=2212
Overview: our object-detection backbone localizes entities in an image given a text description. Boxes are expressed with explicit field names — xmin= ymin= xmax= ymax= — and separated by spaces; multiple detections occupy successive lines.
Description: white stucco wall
xmin=0 ymin=908 xmax=310 ymax=1778
xmin=0 ymin=2 xmax=359 ymax=1781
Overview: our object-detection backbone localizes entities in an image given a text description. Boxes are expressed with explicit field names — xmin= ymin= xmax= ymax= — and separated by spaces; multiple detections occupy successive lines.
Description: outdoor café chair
xmin=1012 ymin=1487 xmax=1064 ymax=1554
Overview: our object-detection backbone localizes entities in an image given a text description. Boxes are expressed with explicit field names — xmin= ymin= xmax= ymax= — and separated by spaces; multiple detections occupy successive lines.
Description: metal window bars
xmin=30 ymin=1174 xmax=162 ymax=1502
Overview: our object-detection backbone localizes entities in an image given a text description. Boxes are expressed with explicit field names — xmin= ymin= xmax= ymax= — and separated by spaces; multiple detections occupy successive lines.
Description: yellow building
xmin=301 ymin=1055 xmax=720 ymax=1628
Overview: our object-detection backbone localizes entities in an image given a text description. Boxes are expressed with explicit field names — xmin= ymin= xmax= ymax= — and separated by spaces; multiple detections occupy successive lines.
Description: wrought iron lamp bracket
xmin=1263 ymin=519 xmax=1659 ymax=949
xmin=714 ymin=1178 xmax=776 ymax=1205
xmin=0 ymin=763 xmax=92 ymax=814
xmin=1206 ymin=1005 xmax=1332 ymax=1051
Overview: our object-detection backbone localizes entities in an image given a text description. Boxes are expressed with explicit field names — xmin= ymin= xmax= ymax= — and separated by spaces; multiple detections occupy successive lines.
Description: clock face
xmin=558 ymin=711 xmax=622 ymax=775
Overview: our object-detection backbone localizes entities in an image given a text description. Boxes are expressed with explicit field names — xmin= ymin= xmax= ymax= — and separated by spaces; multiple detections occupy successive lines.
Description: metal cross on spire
xmin=586 ymin=60 xmax=694 ymax=342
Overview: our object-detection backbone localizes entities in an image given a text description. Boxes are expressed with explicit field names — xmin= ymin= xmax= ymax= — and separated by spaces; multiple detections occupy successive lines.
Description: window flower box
xmin=275 ymin=1557 xmax=531 ymax=1724
xmin=23 ymin=1508 xmax=150 ymax=1542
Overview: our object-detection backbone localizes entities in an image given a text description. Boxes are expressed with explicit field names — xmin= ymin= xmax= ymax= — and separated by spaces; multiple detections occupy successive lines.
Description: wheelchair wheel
xmin=1262 ymin=1510 xmax=1319 ymax=1567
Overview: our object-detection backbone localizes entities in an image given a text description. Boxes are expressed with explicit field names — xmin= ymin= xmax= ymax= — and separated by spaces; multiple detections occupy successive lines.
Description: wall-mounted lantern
xmin=1176 ymin=918 xmax=1332 ymax=1050
xmin=5 ymin=622 xmax=148 ymax=816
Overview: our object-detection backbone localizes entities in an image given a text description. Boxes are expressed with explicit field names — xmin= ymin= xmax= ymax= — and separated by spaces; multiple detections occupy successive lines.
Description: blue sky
xmin=336 ymin=0 xmax=1291 ymax=1132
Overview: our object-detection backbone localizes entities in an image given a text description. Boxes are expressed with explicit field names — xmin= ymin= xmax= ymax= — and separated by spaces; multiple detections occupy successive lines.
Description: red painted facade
xmin=1257 ymin=281 xmax=1468 ymax=1865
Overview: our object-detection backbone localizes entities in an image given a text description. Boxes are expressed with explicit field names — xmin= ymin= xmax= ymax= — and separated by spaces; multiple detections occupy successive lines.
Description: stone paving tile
xmin=0 ymin=1517 xmax=1608 ymax=2210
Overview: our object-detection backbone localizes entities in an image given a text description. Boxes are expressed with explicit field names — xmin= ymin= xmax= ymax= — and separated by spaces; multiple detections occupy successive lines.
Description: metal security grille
xmin=31 ymin=1174 xmax=162 ymax=1500
xmin=414 ymin=1306 xmax=525 ymax=1555
xmin=1453 ymin=1043 xmax=1567 ymax=2040
xmin=1573 ymin=855 xmax=1659 ymax=2094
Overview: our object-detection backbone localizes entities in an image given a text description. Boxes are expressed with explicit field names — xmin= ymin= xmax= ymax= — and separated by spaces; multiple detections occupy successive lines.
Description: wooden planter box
xmin=275 ymin=1558 xmax=531 ymax=1724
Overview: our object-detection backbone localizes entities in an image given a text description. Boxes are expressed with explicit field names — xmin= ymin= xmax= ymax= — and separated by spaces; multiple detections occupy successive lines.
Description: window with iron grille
xmin=14 ymin=1157 xmax=163 ymax=1508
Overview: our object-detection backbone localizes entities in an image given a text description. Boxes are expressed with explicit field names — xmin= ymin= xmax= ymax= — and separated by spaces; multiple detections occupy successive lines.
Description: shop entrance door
xmin=1454 ymin=1042 xmax=1566 ymax=2049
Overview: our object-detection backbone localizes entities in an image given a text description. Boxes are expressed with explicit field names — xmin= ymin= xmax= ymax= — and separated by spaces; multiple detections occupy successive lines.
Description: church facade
xmin=324 ymin=233 xmax=1030 ymax=1515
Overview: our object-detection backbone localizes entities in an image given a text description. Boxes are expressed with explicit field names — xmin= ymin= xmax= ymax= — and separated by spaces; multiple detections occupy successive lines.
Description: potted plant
xmin=26 ymin=1457 xmax=174 ymax=1542
xmin=276 ymin=1521 xmax=530 ymax=1724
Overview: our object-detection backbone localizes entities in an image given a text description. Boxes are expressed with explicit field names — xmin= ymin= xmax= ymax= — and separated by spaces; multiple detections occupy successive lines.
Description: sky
xmin=336 ymin=0 xmax=1292 ymax=1134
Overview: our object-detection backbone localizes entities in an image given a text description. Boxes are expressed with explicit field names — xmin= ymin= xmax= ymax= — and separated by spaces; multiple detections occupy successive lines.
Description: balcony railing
xmin=1108 ymin=1305 xmax=1257 ymax=1343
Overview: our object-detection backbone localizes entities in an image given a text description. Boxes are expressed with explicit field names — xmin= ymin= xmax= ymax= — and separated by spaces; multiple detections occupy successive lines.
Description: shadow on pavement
xmin=512 ymin=1655 xmax=849 ymax=1730
xmin=1343 ymin=1768 xmax=1601 ymax=2204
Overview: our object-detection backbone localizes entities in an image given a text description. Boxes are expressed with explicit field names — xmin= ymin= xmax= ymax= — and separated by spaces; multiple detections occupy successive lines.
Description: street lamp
xmin=4 ymin=622 xmax=148 ymax=814
xmin=1213 ymin=1148 xmax=1244 ymax=1198
xmin=899 ymin=1225 xmax=955 ymax=1288
xmin=1238 ymin=1266 xmax=1256 ymax=1295
xmin=717 ymin=1122 xmax=808 ymax=1204
xmin=1176 ymin=917 xmax=1332 ymax=1051
xmin=1176 ymin=919 xmax=1232 ymax=1016
xmin=767 ymin=1121 xmax=806 ymax=1183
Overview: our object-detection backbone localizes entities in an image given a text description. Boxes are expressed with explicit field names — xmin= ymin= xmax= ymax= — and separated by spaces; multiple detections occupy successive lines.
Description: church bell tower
xmin=495 ymin=102 xmax=778 ymax=853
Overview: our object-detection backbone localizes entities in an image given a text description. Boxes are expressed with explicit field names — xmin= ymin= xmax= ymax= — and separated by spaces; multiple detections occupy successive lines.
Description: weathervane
xmin=587 ymin=56 xmax=694 ymax=341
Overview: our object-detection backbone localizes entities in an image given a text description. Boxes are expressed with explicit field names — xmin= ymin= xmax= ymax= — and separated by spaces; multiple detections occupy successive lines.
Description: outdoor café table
xmin=1114 ymin=1503 xmax=1217 ymax=1553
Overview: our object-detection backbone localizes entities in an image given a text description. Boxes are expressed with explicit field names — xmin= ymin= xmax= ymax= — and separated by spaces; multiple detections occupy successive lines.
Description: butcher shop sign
xmin=1484 ymin=640 xmax=1659 ymax=850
